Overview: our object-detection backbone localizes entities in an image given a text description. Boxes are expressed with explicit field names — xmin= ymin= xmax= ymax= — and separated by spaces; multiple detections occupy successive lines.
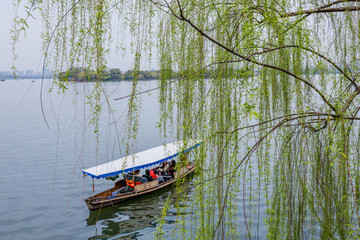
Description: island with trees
xmin=57 ymin=68 xmax=160 ymax=81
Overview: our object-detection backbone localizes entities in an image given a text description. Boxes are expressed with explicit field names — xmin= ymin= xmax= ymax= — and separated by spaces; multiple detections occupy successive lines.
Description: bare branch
xmin=172 ymin=12 xmax=339 ymax=113
xmin=341 ymin=89 xmax=360 ymax=113
xmin=282 ymin=2 xmax=360 ymax=17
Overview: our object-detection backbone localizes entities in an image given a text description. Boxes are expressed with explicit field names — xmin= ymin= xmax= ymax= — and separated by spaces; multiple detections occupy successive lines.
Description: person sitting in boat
xmin=143 ymin=169 xmax=153 ymax=182
xmin=158 ymin=160 xmax=167 ymax=174
xmin=150 ymin=168 xmax=164 ymax=183
xmin=129 ymin=169 xmax=142 ymax=176
xmin=123 ymin=172 xmax=148 ymax=189
xmin=164 ymin=161 xmax=171 ymax=174
xmin=160 ymin=160 xmax=174 ymax=179
xmin=168 ymin=160 xmax=176 ymax=178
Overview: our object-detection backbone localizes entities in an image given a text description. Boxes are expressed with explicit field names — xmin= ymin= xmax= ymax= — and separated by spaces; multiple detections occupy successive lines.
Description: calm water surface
xmin=0 ymin=79 xmax=268 ymax=239
xmin=0 ymin=79 xmax=182 ymax=239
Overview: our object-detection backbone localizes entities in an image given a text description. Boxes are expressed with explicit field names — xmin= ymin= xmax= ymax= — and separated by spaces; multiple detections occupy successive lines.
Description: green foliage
xmin=14 ymin=0 xmax=360 ymax=238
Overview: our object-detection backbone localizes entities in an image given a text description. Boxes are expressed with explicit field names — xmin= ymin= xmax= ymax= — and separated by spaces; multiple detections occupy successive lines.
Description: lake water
xmin=0 ymin=79 xmax=181 ymax=239
xmin=0 ymin=79 xmax=268 ymax=239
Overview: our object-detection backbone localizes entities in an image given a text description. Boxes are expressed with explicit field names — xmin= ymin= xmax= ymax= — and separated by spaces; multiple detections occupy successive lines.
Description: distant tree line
xmin=57 ymin=65 xmax=345 ymax=82
xmin=57 ymin=67 xmax=219 ymax=82
xmin=58 ymin=68 xmax=164 ymax=81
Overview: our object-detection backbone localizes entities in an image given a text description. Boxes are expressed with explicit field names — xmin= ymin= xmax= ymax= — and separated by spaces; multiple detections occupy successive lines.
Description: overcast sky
xmin=0 ymin=2 xmax=42 ymax=72
xmin=0 ymin=2 xmax=156 ymax=72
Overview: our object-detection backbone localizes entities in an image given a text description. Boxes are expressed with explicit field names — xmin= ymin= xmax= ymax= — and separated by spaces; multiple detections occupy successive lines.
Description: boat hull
xmin=85 ymin=165 xmax=195 ymax=211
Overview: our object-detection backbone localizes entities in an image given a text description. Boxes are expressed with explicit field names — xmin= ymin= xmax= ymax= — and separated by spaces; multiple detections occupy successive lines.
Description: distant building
xmin=26 ymin=70 xmax=34 ymax=77
xmin=0 ymin=69 xmax=54 ymax=79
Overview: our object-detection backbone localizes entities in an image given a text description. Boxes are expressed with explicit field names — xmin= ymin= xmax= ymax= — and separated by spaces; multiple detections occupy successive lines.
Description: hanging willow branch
xmin=14 ymin=0 xmax=360 ymax=238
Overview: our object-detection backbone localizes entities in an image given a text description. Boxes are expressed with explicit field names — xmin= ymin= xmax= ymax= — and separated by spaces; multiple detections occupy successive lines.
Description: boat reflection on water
xmin=87 ymin=179 xmax=194 ymax=239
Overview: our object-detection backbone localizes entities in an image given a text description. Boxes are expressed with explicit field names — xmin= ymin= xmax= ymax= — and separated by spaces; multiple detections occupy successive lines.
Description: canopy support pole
xmin=92 ymin=178 xmax=95 ymax=193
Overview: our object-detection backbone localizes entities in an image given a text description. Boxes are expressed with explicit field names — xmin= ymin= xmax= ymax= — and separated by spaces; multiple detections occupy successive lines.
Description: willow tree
xmin=14 ymin=0 xmax=360 ymax=238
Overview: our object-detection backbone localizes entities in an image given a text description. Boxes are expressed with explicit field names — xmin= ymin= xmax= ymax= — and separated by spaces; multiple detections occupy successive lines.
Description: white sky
xmin=0 ymin=2 xmax=45 ymax=72
xmin=0 ymin=1 xmax=157 ymax=72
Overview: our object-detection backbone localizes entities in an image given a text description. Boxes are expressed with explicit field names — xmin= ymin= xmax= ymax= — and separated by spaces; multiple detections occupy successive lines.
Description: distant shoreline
xmin=0 ymin=77 xmax=158 ymax=82
xmin=0 ymin=76 xmax=53 ymax=80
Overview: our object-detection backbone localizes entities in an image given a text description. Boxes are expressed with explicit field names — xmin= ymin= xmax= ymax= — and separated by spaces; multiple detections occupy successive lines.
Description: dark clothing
xmin=168 ymin=160 xmax=176 ymax=178
xmin=123 ymin=173 xmax=148 ymax=184
xmin=143 ymin=174 xmax=153 ymax=182
xmin=169 ymin=167 xmax=176 ymax=178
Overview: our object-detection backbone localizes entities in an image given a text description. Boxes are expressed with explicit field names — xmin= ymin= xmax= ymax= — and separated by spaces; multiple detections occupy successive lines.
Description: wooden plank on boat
xmin=175 ymin=167 xmax=189 ymax=179
xmin=134 ymin=180 xmax=159 ymax=192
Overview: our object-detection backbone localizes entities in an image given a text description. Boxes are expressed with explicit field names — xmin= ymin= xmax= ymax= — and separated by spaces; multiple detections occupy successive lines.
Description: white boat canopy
xmin=82 ymin=140 xmax=202 ymax=179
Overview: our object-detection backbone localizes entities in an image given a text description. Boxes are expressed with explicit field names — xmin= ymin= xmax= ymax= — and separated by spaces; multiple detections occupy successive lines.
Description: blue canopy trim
xmin=82 ymin=142 xmax=202 ymax=179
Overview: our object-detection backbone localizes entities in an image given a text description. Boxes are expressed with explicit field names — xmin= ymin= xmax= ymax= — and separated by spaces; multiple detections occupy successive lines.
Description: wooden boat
xmin=82 ymin=140 xmax=201 ymax=211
